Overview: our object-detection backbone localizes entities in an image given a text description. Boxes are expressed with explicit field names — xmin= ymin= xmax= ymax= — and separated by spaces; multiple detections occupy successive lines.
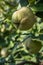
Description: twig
xmin=16 ymin=60 xmax=38 ymax=65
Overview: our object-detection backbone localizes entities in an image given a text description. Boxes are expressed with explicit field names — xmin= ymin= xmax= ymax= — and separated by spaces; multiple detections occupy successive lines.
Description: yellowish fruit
xmin=12 ymin=7 xmax=36 ymax=30
xmin=1 ymin=48 xmax=8 ymax=57
xmin=24 ymin=38 xmax=42 ymax=54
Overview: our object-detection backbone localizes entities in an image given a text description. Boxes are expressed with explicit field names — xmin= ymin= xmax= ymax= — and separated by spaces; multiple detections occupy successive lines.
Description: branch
xmin=16 ymin=60 xmax=39 ymax=65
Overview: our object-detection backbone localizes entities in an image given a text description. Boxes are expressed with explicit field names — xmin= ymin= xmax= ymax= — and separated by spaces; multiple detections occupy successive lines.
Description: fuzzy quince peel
xmin=12 ymin=7 xmax=36 ymax=30
xmin=24 ymin=38 xmax=42 ymax=54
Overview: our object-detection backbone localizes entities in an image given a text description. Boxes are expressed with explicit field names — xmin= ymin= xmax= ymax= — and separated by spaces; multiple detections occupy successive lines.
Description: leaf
xmin=28 ymin=0 xmax=36 ymax=4
xmin=31 ymin=3 xmax=43 ymax=12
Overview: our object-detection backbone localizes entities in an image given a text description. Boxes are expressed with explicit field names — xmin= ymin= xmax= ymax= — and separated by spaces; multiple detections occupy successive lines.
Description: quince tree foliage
xmin=0 ymin=0 xmax=43 ymax=65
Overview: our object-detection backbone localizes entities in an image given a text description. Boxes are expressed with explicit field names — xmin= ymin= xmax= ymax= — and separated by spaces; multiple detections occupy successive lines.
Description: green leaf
xmin=31 ymin=3 xmax=43 ymax=12
xmin=28 ymin=0 xmax=36 ymax=4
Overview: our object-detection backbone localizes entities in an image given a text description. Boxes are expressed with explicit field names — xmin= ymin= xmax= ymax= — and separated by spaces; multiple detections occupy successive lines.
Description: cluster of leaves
xmin=0 ymin=0 xmax=43 ymax=65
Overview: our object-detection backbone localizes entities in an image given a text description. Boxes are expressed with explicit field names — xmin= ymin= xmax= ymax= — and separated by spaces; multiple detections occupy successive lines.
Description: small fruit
xmin=12 ymin=7 xmax=36 ymax=30
xmin=24 ymin=37 xmax=42 ymax=54
xmin=1 ymin=48 xmax=8 ymax=57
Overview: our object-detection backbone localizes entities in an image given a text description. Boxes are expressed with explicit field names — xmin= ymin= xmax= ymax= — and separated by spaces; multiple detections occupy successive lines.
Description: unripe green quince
xmin=12 ymin=7 xmax=36 ymax=30
xmin=24 ymin=38 xmax=42 ymax=54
